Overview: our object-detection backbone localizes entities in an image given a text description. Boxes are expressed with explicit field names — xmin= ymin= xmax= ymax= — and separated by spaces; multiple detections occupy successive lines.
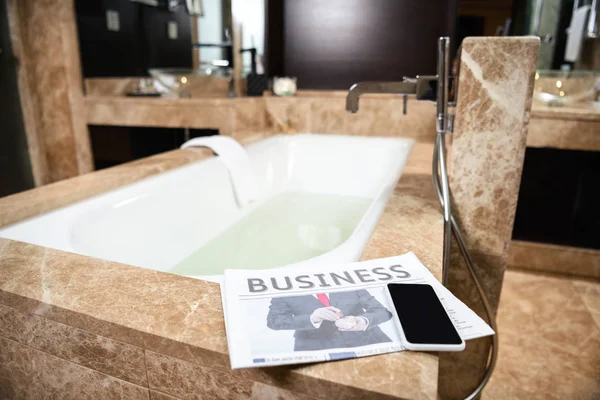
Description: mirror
xmin=194 ymin=0 xmax=233 ymax=70
xmin=233 ymin=0 xmax=265 ymax=76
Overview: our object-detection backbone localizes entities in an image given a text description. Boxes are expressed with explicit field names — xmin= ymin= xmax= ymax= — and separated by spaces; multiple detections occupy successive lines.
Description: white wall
xmin=234 ymin=0 xmax=265 ymax=74
xmin=197 ymin=0 xmax=224 ymax=63
xmin=198 ymin=0 xmax=265 ymax=74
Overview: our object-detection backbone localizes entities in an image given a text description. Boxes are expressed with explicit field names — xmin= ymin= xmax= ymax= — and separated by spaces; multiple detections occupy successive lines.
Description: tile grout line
xmin=0 ymin=335 xmax=147 ymax=391
xmin=0 ymin=303 xmax=149 ymax=387
xmin=142 ymin=349 xmax=153 ymax=395
xmin=0 ymin=300 xmax=147 ymax=350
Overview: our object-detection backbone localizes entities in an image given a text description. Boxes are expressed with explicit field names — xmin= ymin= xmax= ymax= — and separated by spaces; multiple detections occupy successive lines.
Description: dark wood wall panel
xmin=76 ymin=0 xmax=142 ymax=77
xmin=89 ymin=126 xmax=217 ymax=170
xmin=75 ymin=0 xmax=192 ymax=78
xmin=513 ymin=148 xmax=600 ymax=250
xmin=268 ymin=0 xmax=458 ymax=90
xmin=139 ymin=5 xmax=193 ymax=70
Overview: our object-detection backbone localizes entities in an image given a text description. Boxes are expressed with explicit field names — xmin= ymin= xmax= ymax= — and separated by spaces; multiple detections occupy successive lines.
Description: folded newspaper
xmin=222 ymin=252 xmax=494 ymax=369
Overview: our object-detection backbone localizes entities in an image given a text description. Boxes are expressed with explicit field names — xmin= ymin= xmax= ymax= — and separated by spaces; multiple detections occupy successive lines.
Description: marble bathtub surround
xmin=2 ymin=270 xmax=595 ymax=400
xmin=0 ymin=141 xmax=442 ymax=400
xmin=7 ymin=0 xmax=92 ymax=185
xmin=439 ymin=37 xmax=540 ymax=399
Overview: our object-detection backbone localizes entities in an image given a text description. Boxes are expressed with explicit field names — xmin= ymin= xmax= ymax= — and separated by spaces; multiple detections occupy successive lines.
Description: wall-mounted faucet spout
xmin=346 ymin=82 xmax=416 ymax=113
xmin=346 ymin=76 xmax=439 ymax=114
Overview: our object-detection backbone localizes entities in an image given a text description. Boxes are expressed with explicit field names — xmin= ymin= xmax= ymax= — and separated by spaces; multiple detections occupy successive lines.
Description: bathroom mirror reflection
xmin=193 ymin=0 xmax=233 ymax=76
xmin=512 ymin=0 xmax=599 ymax=70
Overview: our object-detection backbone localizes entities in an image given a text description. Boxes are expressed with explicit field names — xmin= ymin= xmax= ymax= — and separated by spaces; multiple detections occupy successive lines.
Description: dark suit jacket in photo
xmin=266 ymin=289 xmax=393 ymax=351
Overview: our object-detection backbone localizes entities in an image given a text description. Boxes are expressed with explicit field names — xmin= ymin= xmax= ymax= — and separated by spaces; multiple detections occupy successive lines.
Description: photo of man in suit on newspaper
xmin=266 ymin=289 xmax=393 ymax=351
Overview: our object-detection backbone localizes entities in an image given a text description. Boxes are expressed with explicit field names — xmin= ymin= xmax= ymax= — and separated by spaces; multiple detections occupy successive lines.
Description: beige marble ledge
xmin=85 ymin=85 xmax=600 ymax=124
xmin=84 ymin=77 xmax=231 ymax=98
xmin=85 ymin=94 xmax=600 ymax=152
xmin=84 ymin=94 xmax=439 ymax=143
xmin=531 ymin=102 xmax=600 ymax=122
xmin=528 ymin=102 xmax=600 ymax=152
xmin=84 ymin=96 xmax=244 ymax=133
xmin=526 ymin=117 xmax=600 ymax=152
xmin=508 ymin=240 xmax=600 ymax=280
xmin=0 ymin=140 xmax=442 ymax=400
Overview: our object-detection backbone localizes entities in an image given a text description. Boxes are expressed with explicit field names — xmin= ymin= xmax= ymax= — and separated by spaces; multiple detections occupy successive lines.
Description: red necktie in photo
xmin=316 ymin=293 xmax=330 ymax=307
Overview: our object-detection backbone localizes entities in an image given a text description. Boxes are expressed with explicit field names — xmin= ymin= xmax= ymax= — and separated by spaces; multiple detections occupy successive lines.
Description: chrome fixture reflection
xmin=185 ymin=0 xmax=204 ymax=16
xmin=531 ymin=0 xmax=554 ymax=43
xmin=572 ymin=0 xmax=599 ymax=38
xmin=130 ymin=0 xmax=204 ymax=16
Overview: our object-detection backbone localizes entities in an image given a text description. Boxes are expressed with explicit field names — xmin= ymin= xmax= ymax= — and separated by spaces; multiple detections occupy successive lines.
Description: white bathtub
xmin=0 ymin=134 xmax=413 ymax=281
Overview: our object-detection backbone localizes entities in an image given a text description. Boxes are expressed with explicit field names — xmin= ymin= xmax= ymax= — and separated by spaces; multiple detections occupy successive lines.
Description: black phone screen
xmin=387 ymin=283 xmax=462 ymax=345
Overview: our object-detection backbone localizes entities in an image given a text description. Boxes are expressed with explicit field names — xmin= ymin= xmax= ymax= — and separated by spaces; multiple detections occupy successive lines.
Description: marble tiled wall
xmin=0 ymin=337 xmax=149 ymax=399
xmin=309 ymin=97 xmax=437 ymax=138
xmin=84 ymin=94 xmax=438 ymax=153
xmin=243 ymin=94 xmax=437 ymax=141
xmin=85 ymin=95 xmax=437 ymax=140
xmin=7 ymin=0 xmax=93 ymax=185
xmin=438 ymin=37 xmax=540 ymax=399
xmin=0 ymin=304 xmax=316 ymax=400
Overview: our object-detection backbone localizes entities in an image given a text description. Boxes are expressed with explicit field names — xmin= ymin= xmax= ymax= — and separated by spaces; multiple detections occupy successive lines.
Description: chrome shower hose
xmin=433 ymin=133 xmax=499 ymax=400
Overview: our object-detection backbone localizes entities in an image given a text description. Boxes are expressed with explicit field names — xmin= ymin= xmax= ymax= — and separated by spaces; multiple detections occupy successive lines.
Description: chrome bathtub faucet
xmin=346 ymin=37 xmax=454 ymax=286
xmin=345 ymin=75 xmax=440 ymax=114
xmin=345 ymin=37 xmax=498 ymax=400
xmin=346 ymin=74 xmax=454 ymax=129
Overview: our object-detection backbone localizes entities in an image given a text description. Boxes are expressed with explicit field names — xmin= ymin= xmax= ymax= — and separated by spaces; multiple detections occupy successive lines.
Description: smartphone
xmin=387 ymin=283 xmax=465 ymax=352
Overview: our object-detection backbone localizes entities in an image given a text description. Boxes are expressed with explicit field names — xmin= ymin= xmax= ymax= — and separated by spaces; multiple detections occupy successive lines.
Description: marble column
xmin=7 ymin=0 xmax=92 ymax=185
xmin=438 ymin=37 xmax=540 ymax=399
